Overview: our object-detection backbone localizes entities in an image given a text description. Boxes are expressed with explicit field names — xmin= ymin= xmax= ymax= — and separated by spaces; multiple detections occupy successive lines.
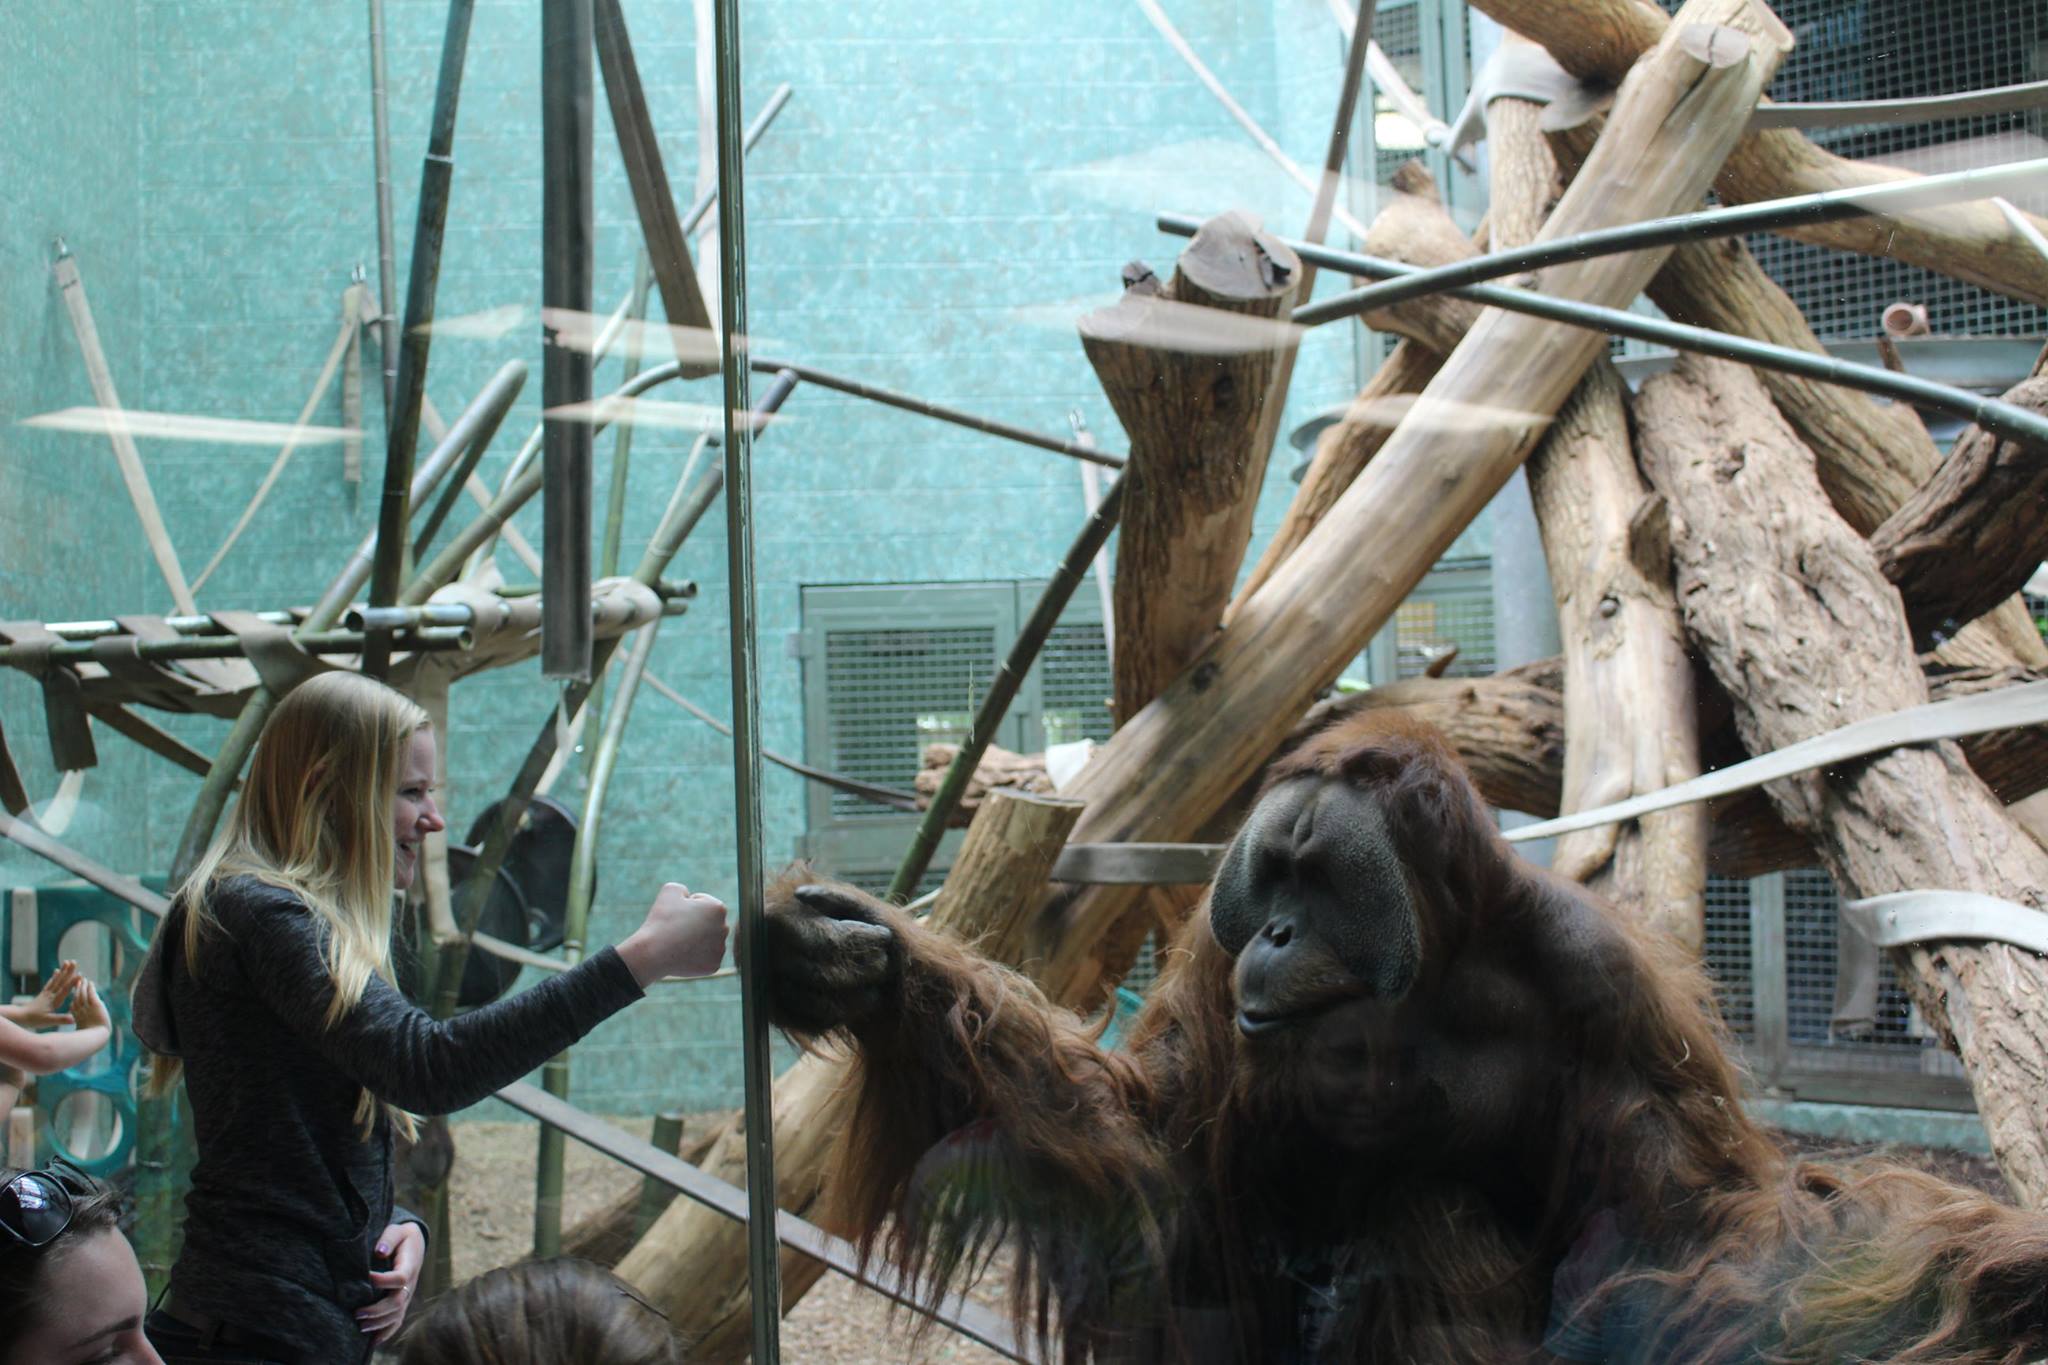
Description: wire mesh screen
xmin=1039 ymin=619 xmax=1114 ymax=748
xmin=822 ymin=625 xmax=998 ymax=821
xmin=1702 ymin=875 xmax=1756 ymax=1040
xmin=1372 ymin=3 xmax=1428 ymax=186
xmin=1659 ymin=0 xmax=2048 ymax=341
xmin=1393 ymin=561 xmax=1496 ymax=679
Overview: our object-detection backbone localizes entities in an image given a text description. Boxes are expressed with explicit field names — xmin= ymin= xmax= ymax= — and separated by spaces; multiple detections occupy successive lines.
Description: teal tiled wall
xmin=9 ymin=0 xmax=1385 ymax=1114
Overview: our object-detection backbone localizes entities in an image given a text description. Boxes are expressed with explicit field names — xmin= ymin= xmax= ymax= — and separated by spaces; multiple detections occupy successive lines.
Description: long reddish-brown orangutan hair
xmin=772 ymin=713 xmax=2048 ymax=1363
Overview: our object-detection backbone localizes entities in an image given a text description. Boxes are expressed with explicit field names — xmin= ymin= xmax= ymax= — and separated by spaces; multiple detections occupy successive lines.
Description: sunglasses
xmin=0 ymin=1159 xmax=94 ymax=1252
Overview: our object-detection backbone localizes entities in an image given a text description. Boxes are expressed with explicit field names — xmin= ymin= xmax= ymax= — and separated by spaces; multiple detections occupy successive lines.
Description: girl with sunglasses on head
xmin=130 ymin=672 xmax=729 ymax=1365
xmin=0 ymin=1162 xmax=165 ymax=1365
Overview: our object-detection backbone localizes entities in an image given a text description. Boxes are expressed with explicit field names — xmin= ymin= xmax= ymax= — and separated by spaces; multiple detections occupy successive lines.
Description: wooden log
xmin=1546 ymin=118 xmax=2048 ymax=672
xmin=1490 ymin=89 xmax=1705 ymax=949
xmin=1233 ymin=164 xmax=1472 ymax=608
xmin=619 ymin=789 xmax=1089 ymax=1353
xmin=1635 ymin=352 xmax=2048 ymax=1206
xmin=1352 ymin=163 xmax=1484 ymax=352
xmin=912 ymin=741 xmax=1055 ymax=816
xmin=1037 ymin=0 xmax=1791 ymax=1005
xmin=1078 ymin=211 xmax=1300 ymax=723
xmin=1318 ymin=659 xmax=2048 ymax=880
xmin=1469 ymin=0 xmax=2048 ymax=308
xmin=1871 ymin=372 xmax=2048 ymax=650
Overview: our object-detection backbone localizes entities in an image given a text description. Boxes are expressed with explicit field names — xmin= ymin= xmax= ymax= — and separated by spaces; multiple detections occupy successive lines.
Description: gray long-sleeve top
xmin=136 ymin=874 xmax=642 ymax=1362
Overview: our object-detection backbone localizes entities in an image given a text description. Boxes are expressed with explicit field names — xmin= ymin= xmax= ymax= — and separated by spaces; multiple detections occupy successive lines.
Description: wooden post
xmin=1870 ymin=374 xmax=2048 ymax=649
xmin=1489 ymin=86 xmax=1705 ymax=948
xmin=1467 ymin=0 xmax=2048 ymax=308
xmin=1077 ymin=212 xmax=1299 ymax=723
xmin=1546 ymin=119 xmax=2048 ymax=673
xmin=1233 ymin=163 xmax=1473 ymax=608
xmin=617 ymin=790 xmax=1088 ymax=1354
xmin=1635 ymin=353 xmax=2048 ymax=1206
xmin=1038 ymin=0 xmax=1791 ymax=1004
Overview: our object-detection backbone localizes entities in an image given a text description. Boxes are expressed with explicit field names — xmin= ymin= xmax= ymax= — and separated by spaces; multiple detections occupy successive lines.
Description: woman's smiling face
xmin=392 ymin=726 xmax=446 ymax=891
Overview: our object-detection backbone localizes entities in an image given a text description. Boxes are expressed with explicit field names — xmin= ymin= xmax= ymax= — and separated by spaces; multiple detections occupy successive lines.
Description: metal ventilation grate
xmin=1660 ymin=0 xmax=2048 ymax=341
xmin=822 ymin=625 xmax=998 ymax=820
xmin=1393 ymin=559 xmax=1495 ymax=679
xmin=1039 ymin=620 xmax=1114 ymax=748
xmin=1703 ymin=874 xmax=1756 ymax=1040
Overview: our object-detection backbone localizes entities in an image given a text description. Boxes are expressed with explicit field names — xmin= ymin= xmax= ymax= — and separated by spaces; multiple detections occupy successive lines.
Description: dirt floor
xmin=442 ymin=1117 xmax=2010 ymax=1363
xmin=446 ymin=1118 xmax=1013 ymax=1364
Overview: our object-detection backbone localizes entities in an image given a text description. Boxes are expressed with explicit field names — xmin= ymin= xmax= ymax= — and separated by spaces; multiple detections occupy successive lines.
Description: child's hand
xmin=69 ymin=980 xmax=111 ymax=1033
xmin=14 ymin=960 xmax=80 ymax=1030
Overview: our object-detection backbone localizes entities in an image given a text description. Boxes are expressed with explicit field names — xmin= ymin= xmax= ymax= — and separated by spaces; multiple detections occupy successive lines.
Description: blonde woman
xmin=130 ymin=672 xmax=727 ymax=1365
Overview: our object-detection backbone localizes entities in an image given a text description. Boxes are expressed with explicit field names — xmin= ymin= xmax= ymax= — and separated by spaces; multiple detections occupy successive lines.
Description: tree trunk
xmin=1870 ymin=373 xmax=2048 ymax=650
xmin=1548 ymin=119 xmax=2048 ymax=673
xmin=1078 ymin=211 xmax=1299 ymax=723
xmin=1469 ymin=0 xmax=2048 ymax=308
xmin=618 ymin=791 xmax=1088 ymax=1353
xmin=1490 ymin=88 xmax=1706 ymax=949
xmin=1035 ymin=0 xmax=1791 ymax=1006
xmin=1635 ymin=353 xmax=2048 ymax=1207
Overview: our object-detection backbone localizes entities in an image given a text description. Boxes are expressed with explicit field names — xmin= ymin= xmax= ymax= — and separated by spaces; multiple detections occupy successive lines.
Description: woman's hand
xmin=9 ymin=960 xmax=80 ymax=1030
xmin=616 ymin=882 xmax=730 ymax=989
xmin=359 ymin=1220 xmax=426 ymax=1344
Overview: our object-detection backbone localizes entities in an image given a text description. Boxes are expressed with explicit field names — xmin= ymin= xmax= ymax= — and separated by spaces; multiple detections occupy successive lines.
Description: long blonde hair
xmin=152 ymin=671 xmax=428 ymax=1136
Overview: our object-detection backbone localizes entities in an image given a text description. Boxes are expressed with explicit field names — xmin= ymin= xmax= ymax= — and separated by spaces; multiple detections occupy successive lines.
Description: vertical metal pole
xmin=541 ymin=0 xmax=596 ymax=682
xmin=1749 ymin=871 xmax=1790 ymax=1089
xmin=711 ymin=0 xmax=780 ymax=1353
xmin=366 ymin=0 xmax=401 ymax=416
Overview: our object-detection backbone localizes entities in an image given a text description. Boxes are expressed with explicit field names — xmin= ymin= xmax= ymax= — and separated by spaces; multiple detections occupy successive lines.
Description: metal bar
xmin=46 ymin=612 xmax=297 ymax=640
xmin=365 ymin=0 xmax=478 ymax=677
xmin=741 ymin=356 xmax=1126 ymax=467
xmin=411 ymin=360 xmax=530 ymax=562
xmin=1749 ymin=872 xmax=1789 ymax=1089
xmin=1751 ymin=78 xmax=2048 ymax=131
xmin=493 ymin=1081 xmax=1035 ymax=1362
xmin=594 ymin=0 xmax=716 ymax=376
xmin=534 ymin=616 xmax=662 ymax=1256
xmin=1157 ymin=214 xmax=2048 ymax=451
xmin=709 ymin=0 xmax=781 ymax=1345
xmin=1291 ymin=157 xmax=2048 ymax=328
xmin=366 ymin=0 xmax=400 ymax=414
xmin=541 ymin=0 xmax=597 ymax=682
xmin=0 ymin=628 xmax=468 ymax=669
xmin=890 ymin=476 xmax=1128 ymax=902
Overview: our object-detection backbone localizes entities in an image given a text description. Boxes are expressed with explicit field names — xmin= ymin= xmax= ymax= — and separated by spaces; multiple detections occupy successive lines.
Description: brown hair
xmin=399 ymin=1258 xmax=683 ymax=1365
xmin=0 ymin=1166 xmax=127 ymax=1358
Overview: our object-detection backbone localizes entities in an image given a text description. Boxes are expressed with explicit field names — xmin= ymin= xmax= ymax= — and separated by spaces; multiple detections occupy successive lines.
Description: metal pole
xmin=365 ymin=0 xmax=478 ymax=677
xmin=742 ymin=356 xmax=1126 ymax=467
xmin=541 ymin=0 xmax=596 ymax=682
xmin=1291 ymin=156 xmax=2048 ymax=328
xmin=710 ymin=0 xmax=779 ymax=1346
xmin=0 ymin=628 xmax=467 ymax=669
xmin=1157 ymin=215 xmax=2048 ymax=451
xmin=366 ymin=0 xmax=400 ymax=415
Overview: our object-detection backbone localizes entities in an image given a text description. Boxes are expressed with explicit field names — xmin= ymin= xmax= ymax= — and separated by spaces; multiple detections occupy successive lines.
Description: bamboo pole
xmin=410 ymin=364 xmax=527 ymax=562
xmin=364 ymin=0 xmax=478 ymax=678
xmin=541 ymin=0 xmax=597 ymax=682
xmin=534 ymin=617 xmax=662 ymax=1256
xmin=366 ymin=0 xmax=400 ymax=414
xmin=886 ymin=475 xmax=1127 ymax=903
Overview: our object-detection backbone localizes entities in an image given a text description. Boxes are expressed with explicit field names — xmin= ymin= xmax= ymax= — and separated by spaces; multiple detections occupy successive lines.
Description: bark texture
xmin=1635 ymin=353 xmax=2048 ymax=1207
xmin=1078 ymin=211 xmax=1299 ymax=723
